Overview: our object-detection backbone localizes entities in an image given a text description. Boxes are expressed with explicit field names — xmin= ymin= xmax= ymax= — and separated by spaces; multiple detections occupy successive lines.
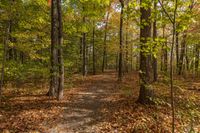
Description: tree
xmin=118 ymin=0 xmax=124 ymax=81
xmin=49 ymin=0 xmax=64 ymax=100
xmin=137 ymin=0 xmax=152 ymax=104
xmin=102 ymin=5 xmax=110 ymax=73
xmin=152 ymin=0 xmax=158 ymax=82
xmin=158 ymin=0 xmax=178 ymax=132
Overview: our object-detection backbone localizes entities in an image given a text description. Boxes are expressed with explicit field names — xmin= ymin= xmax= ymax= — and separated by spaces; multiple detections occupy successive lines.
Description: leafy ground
xmin=0 ymin=71 xmax=200 ymax=133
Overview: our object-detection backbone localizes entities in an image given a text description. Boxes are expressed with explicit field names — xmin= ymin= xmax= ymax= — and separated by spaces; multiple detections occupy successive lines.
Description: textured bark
xmin=57 ymin=0 xmax=64 ymax=100
xmin=137 ymin=0 xmax=152 ymax=104
xmin=49 ymin=0 xmax=58 ymax=97
xmin=49 ymin=0 xmax=64 ymax=99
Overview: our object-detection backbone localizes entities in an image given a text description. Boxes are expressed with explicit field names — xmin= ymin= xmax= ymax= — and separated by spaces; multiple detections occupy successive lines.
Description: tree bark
xmin=152 ymin=0 xmax=158 ymax=82
xmin=92 ymin=20 xmax=96 ymax=75
xmin=82 ymin=22 xmax=87 ymax=76
xmin=178 ymin=32 xmax=187 ymax=75
xmin=49 ymin=0 xmax=58 ymax=97
xmin=57 ymin=0 xmax=64 ymax=100
xmin=118 ymin=0 xmax=124 ymax=82
xmin=137 ymin=0 xmax=152 ymax=104
xmin=102 ymin=10 xmax=110 ymax=72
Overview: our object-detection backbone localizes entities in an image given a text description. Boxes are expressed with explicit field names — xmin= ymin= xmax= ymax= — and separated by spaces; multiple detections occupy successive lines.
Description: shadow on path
xmin=48 ymin=71 xmax=122 ymax=133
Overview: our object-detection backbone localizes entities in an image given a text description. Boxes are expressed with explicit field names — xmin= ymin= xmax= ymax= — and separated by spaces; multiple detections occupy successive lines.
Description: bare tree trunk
xmin=92 ymin=21 xmax=96 ymax=75
xmin=125 ymin=22 xmax=129 ymax=73
xmin=178 ymin=32 xmax=187 ymax=75
xmin=175 ymin=31 xmax=179 ymax=73
xmin=118 ymin=0 xmax=124 ymax=82
xmin=49 ymin=0 xmax=58 ymax=97
xmin=79 ymin=37 xmax=82 ymax=73
xmin=57 ymin=0 xmax=64 ymax=100
xmin=152 ymin=0 xmax=158 ymax=82
xmin=195 ymin=44 xmax=199 ymax=77
xmin=124 ymin=0 xmax=130 ymax=73
xmin=102 ymin=10 xmax=110 ymax=72
xmin=116 ymin=53 xmax=118 ymax=72
xmin=0 ymin=23 xmax=9 ymax=99
xmin=82 ymin=13 xmax=86 ymax=76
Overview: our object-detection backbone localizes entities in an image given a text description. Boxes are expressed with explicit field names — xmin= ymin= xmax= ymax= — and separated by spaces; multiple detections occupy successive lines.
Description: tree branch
xmin=158 ymin=0 xmax=174 ymax=24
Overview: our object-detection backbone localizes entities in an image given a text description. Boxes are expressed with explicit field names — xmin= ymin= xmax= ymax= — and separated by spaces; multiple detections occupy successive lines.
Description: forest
xmin=0 ymin=0 xmax=200 ymax=132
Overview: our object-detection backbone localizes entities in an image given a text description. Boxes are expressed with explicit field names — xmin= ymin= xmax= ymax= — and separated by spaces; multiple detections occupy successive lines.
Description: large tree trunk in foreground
xmin=137 ymin=0 xmax=152 ymax=104
xmin=49 ymin=0 xmax=64 ymax=100
xmin=57 ymin=0 xmax=64 ymax=100
xmin=49 ymin=0 xmax=58 ymax=97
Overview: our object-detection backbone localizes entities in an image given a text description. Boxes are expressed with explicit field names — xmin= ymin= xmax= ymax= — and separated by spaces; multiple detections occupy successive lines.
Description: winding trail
xmin=48 ymin=71 xmax=122 ymax=133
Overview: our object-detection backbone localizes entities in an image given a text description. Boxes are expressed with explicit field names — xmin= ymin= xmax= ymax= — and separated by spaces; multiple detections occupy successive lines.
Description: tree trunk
xmin=116 ymin=53 xmax=118 ymax=72
xmin=125 ymin=0 xmax=130 ymax=73
xmin=82 ymin=8 xmax=87 ymax=76
xmin=79 ymin=37 xmax=82 ymax=73
xmin=125 ymin=21 xmax=129 ymax=73
xmin=92 ymin=21 xmax=96 ymax=75
xmin=118 ymin=0 xmax=124 ymax=82
xmin=175 ymin=31 xmax=179 ymax=72
xmin=137 ymin=0 xmax=152 ymax=104
xmin=57 ymin=0 xmax=64 ymax=100
xmin=0 ymin=23 xmax=9 ymax=98
xmin=102 ymin=10 xmax=110 ymax=72
xmin=152 ymin=0 xmax=158 ymax=82
xmin=178 ymin=32 xmax=187 ymax=75
xmin=49 ymin=0 xmax=58 ymax=97
xmin=195 ymin=44 xmax=199 ymax=77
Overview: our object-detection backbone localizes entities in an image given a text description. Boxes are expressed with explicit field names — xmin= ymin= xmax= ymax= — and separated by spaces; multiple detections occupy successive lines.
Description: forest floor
xmin=0 ymin=71 xmax=200 ymax=133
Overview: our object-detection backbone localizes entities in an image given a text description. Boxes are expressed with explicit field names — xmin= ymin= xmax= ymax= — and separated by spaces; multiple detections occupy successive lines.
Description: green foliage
xmin=5 ymin=61 xmax=49 ymax=82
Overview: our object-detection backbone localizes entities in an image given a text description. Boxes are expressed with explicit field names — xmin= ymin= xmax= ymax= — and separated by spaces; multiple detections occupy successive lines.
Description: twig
xmin=158 ymin=0 xmax=174 ymax=24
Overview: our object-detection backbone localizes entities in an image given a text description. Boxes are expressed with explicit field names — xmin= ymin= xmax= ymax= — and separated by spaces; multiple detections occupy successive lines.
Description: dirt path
xmin=48 ymin=71 xmax=122 ymax=133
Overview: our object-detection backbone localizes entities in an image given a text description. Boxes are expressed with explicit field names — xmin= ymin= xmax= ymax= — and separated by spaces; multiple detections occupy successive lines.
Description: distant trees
xmin=0 ymin=0 xmax=199 ymax=102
